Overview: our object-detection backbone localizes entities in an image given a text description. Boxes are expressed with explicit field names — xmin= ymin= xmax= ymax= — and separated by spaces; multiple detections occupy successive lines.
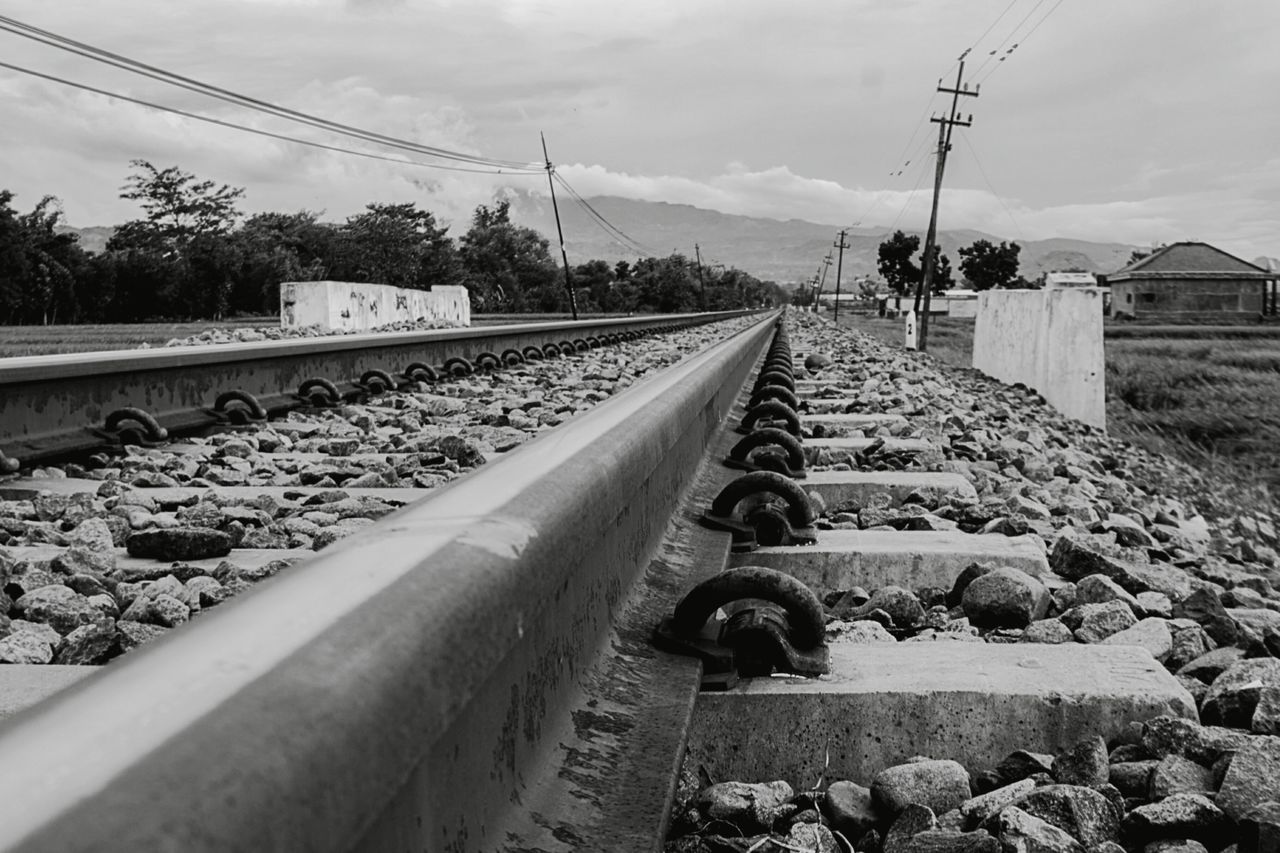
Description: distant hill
xmin=506 ymin=191 xmax=1139 ymax=284
xmin=56 ymin=194 xmax=1141 ymax=285
xmin=54 ymin=225 xmax=114 ymax=254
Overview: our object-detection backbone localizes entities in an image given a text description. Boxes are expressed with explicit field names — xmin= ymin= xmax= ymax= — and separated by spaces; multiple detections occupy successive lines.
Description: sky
xmin=1 ymin=0 xmax=1278 ymax=262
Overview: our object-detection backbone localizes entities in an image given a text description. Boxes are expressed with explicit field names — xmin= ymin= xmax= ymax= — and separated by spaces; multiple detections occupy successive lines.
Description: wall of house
xmin=1111 ymin=278 xmax=1264 ymax=319
xmin=973 ymin=288 xmax=1106 ymax=429
xmin=280 ymin=281 xmax=471 ymax=330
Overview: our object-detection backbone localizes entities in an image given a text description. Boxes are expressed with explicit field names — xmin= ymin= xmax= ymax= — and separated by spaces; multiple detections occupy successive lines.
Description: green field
xmin=841 ymin=314 xmax=1280 ymax=497
xmin=0 ymin=318 xmax=278 ymax=357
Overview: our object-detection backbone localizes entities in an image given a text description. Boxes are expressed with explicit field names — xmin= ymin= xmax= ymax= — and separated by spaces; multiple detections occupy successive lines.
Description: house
xmin=1102 ymin=242 xmax=1278 ymax=320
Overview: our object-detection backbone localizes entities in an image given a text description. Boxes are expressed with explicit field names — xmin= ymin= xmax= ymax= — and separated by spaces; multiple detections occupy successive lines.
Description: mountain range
xmin=59 ymin=194 xmax=1276 ymax=285
xmin=503 ymin=191 xmax=1139 ymax=284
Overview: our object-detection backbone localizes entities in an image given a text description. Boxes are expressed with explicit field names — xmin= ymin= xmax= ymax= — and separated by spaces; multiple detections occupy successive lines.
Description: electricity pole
xmin=694 ymin=243 xmax=707 ymax=309
xmin=541 ymin=132 xmax=578 ymax=320
xmin=832 ymin=229 xmax=850 ymax=323
xmin=813 ymin=253 xmax=833 ymax=312
xmin=914 ymin=57 xmax=977 ymax=351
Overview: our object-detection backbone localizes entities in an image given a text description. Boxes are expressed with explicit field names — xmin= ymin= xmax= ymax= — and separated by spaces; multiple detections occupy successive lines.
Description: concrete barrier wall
xmin=973 ymin=288 xmax=1105 ymax=429
xmin=280 ymin=281 xmax=470 ymax=330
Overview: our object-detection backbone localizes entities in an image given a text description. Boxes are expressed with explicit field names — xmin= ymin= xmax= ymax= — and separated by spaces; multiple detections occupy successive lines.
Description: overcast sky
xmin=2 ymin=0 xmax=1277 ymax=261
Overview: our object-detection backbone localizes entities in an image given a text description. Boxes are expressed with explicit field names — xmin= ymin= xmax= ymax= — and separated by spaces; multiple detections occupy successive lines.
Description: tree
xmin=958 ymin=239 xmax=1021 ymax=291
xmin=877 ymin=231 xmax=921 ymax=296
xmin=108 ymin=160 xmax=244 ymax=255
xmin=459 ymin=200 xmax=559 ymax=312
xmin=329 ymin=202 xmax=461 ymax=291
xmin=0 ymin=191 xmax=90 ymax=324
xmin=926 ymin=245 xmax=954 ymax=295
xmin=573 ymin=259 xmax=615 ymax=312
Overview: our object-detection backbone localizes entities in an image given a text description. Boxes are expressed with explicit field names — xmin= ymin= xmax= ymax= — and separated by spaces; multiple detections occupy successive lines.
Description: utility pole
xmin=832 ymin=229 xmax=850 ymax=323
xmin=541 ymin=132 xmax=578 ymax=321
xmin=914 ymin=57 xmax=977 ymax=351
xmin=813 ymin=254 xmax=833 ymax=312
xmin=694 ymin=243 xmax=707 ymax=310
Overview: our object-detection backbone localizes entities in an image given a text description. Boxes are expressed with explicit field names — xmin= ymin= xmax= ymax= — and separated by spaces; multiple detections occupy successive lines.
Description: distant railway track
xmin=0 ymin=309 xmax=1269 ymax=852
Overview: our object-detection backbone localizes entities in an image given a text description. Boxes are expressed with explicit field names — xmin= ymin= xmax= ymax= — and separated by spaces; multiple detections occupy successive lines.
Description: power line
xmin=969 ymin=0 xmax=1052 ymax=79
xmin=0 ymin=13 xmax=543 ymax=171
xmin=976 ymin=0 xmax=1066 ymax=86
xmin=956 ymin=129 xmax=1025 ymax=242
xmin=552 ymin=172 xmax=654 ymax=256
xmin=886 ymin=150 xmax=936 ymax=233
xmin=0 ymin=59 xmax=544 ymax=176
xmin=967 ymin=0 xmax=1022 ymax=54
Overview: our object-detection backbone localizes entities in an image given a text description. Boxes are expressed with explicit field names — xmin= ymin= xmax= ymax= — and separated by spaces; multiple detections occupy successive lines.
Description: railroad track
xmin=0 ymin=310 xmax=1275 ymax=852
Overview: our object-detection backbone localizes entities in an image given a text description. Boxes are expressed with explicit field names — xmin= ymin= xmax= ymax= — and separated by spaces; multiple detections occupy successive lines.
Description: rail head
xmin=0 ymin=310 xmax=779 ymax=852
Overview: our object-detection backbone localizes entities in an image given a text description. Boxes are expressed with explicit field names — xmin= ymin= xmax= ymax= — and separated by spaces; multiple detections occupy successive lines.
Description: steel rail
xmin=0 ymin=310 xmax=779 ymax=851
xmin=0 ymin=311 xmax=753 ymax=467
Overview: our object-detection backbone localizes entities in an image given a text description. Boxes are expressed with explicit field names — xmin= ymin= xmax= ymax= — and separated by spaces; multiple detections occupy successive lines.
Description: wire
xmin=0 ymin=13 xmax=544 ymax=171
xmin=956 ymin=129 xmax=1025 ymax=242
xmin=976 ymin=0 xmax=1065 ymax=86
xmin=0 ymin=59 xmax=544 ymax=175
xmin=886 ymin=150 xmax=936 ymax=234
xmin=968 ymin=0 xmax=1021 ymax=54
xmin=968 ymin=0 xmax=1050 ymax=78
xmin=552 ymin=172 xmax=655 ymax=256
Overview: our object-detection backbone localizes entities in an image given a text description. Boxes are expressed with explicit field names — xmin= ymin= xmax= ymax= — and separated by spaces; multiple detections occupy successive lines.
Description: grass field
xmin=0 ymin=318 xmax=278 ymax=357
xmin=840 ymin=313 xmax=1280 ymax=495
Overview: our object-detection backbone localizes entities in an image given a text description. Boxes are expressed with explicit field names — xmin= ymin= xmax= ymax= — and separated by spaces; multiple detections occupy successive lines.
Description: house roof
xmin=1108 ymin=242 xmax=1273 ymax=283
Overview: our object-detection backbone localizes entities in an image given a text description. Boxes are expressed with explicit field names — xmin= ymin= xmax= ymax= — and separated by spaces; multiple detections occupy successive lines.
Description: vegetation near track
xmin=1 ymin=161 xmax=782 ymax=325
xmin=0 ymin=319 xmax=276 ymax=357
xmin=842 ymin=314 xmax=1280 ymax=495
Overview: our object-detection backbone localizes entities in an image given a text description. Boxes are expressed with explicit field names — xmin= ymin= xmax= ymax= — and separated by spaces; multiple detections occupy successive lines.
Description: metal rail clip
xmin=701 ymin=471 xmax=817 ymax=551
xmin=654 ymin=566 xmax=829 ymax=689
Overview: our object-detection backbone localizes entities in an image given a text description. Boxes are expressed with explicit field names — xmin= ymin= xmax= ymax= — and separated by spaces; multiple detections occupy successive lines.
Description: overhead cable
xmin=0 ymin=59 xmax=543 ymax=176
xmin=552 ymin=172 xmax=655 ymax=256
xmin=0 ymin=13 xmax=544 ymax=171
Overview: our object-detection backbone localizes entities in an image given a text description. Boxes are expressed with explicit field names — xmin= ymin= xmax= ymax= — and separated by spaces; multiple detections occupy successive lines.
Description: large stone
xmin=1051 ymin=735 xmax=1109 ymax=787
xmin=1050 ymin=534 xmax=1142 ymax=590
xmin=1006 ymin=785 xmax=1121 ymax=848
xmin=1217 ymin=736 xmax=1280 ymax=822
xmin=1074 ymin=574 xmax=1140 ymax=611
xmin=823 ymin=780 xmax=879 ymax=839
xmin=995 ymin=806 xmax=1084 ymax=853
xmin=1201 ymin=659 xmax=1280 ymax=728
xmin=0 ymin=629 xmax=53 ymax=664
xmin=124 ymin=527 xmax=234 ymax=562
xmin=115 ymin=619 xmax=168 ymax=652
xmin=53 ymin=618 xmax=118 ymax=665
xmin=1238 ymin=801 xmax=1280 ymax=853
xmin=14 ymin=584 xmax=100 ymax=635
xmin=1109 ymin=761 xmax=1157 ymax=798
xmin=850 ymin=585 xmax=926 ymax=631
xmin=1173 ymin=588 xmax=1240 ymax=647
xmin=1021 ymin=619 xmax=1074 ymax=644
xmin=694 ymin=780 xmax=793 ymax=833
xmin=872 ymin=759 xmax=972 ymax=817
xmin=1100 ymin=617 xmax=1174 ymax=662
xmin=1177 ymin=647 xmax=1246 ymax=684
xmin=1141 ymin=715 xmax=1253 ymax=765
xmin=1124 ymin=793 xmax=1227 ymax=842
xmin=1149 ymin=755 xmax=1215 ymax=799
xmin=994 ymin=751 xmax=1054 ymax=786
xmin=1254 ymin=686 xmax=1280 ymax=736
xmin=959 ymin=779 xmax=1036 ymax=828
xmin=961 ymin=567 xmax=1050 ymax=629
xmin=1073 ymin=600 xmax=1138 ymax=643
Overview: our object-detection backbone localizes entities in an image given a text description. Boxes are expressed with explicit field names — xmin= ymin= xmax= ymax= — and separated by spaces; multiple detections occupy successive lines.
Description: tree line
xmin=874 ymin=230 xmax=1025 ymax=296
xmin=0 ymin=160 xmax=784 ymax=325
